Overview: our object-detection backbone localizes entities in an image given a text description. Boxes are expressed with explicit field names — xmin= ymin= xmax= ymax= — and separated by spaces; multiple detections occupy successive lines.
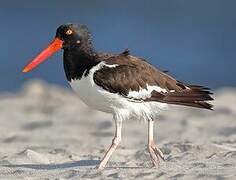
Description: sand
xmin=0 ymin=80 xmax=235 ymax=179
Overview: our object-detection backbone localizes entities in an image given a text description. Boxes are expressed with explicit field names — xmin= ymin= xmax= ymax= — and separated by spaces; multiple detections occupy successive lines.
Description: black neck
xmin=63 ymin=46 xmax=100 ymax=81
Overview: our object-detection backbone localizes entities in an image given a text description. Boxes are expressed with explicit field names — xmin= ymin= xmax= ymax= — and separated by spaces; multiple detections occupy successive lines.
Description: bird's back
xmin=94 ymin=50 xmax=213 ymax=110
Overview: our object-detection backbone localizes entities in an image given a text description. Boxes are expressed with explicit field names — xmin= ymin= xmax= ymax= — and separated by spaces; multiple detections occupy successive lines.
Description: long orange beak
xmin=22 ymin=38 xmax=63 ymax=73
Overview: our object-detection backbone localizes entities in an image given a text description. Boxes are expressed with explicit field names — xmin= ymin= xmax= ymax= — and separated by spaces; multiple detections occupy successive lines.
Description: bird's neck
xmin=63 ymin=46 xmax=100 ymax=81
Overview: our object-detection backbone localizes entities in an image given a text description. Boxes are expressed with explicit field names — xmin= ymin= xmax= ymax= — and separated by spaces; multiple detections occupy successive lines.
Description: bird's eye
xmin=65 ymin=29 xmax=73 ymax=35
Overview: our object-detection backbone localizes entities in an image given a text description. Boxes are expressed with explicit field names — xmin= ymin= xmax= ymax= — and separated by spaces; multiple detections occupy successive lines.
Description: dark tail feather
xmin=188 ymin=85 xmax=211 ymax=91
xmin=169 ymin=101 xmax=213 ymax=110
xmin=148 ymin=86 xmax=214 ymax=110
xmin=197 ymin=101 xmax=213 ymax=110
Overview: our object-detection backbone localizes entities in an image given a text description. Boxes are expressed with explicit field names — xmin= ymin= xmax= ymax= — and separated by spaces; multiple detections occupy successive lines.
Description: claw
xmin=148 ymin=144 xmax=164 ymax=167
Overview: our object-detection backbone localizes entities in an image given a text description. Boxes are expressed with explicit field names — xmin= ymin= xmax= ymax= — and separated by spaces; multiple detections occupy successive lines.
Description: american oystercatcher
xmin=23 ymin=24 xmax=213 ymax=170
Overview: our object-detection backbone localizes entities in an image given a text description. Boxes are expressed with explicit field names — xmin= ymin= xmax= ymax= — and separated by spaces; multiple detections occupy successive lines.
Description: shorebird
xmin=23 ymin=24 xmax=213 ymax=170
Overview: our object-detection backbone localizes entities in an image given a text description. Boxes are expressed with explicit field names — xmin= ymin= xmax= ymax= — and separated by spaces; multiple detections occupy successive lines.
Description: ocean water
xmin=0 ymin=0 xmax=235 ymax=92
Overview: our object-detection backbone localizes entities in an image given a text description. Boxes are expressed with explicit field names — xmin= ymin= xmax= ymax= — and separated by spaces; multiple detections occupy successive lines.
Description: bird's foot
xmin=96 ymin=161 xmax=106 ymax=170
xmin=148 ymin=143 xmax=164 ymax=167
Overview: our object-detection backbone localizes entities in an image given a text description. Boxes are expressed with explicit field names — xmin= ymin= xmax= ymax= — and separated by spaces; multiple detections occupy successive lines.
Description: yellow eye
xmin=65 ymin=29 xmax=73 ymax=35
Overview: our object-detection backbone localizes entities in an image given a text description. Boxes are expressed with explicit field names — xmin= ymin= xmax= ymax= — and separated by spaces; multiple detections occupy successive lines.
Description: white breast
xmin=70 ymin=62 xmax=113 ymax=113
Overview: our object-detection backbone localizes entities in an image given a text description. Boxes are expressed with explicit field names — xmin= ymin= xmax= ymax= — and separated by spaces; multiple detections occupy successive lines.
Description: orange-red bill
xmin=22 ymin=38 xmax=63 ymax=73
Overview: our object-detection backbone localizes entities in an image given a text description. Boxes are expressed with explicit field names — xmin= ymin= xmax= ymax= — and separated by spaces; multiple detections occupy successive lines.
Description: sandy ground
xmin=0 ymin=80 xmax=236 ymax=179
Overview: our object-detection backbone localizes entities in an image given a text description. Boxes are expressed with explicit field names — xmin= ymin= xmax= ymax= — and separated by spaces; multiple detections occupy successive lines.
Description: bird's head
xmin=22 ymin=23 xmax=92 ymax=73
xmin=56 ymin=24 xmax=92 ymax=49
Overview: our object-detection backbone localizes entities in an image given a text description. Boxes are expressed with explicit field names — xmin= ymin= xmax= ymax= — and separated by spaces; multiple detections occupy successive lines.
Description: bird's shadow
xmin=2 ymin=160 xmax=148 ymax=170
xmin=2 ymin=160 xmax=100 ymax=170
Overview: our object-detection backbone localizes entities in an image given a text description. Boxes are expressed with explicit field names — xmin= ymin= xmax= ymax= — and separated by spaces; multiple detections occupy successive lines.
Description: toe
xmin=96 ymin=164 xmax=105 ymax=170
xmin=148 ymin=144 xmax=164 ymax=167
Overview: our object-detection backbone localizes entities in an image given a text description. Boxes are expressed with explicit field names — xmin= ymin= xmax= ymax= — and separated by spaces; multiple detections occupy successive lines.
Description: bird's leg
xmin=148 ymin=119 xmax=164 ymax=167
xmin=97 ymin=120 xmax=122 ymax=170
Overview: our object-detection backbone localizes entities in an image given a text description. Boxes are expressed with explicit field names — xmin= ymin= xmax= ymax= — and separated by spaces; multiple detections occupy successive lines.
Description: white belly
xmin=69 ymin=62 xmax=168 ymax=121
xmin=70 ymin=76 xmax=115 ymax=113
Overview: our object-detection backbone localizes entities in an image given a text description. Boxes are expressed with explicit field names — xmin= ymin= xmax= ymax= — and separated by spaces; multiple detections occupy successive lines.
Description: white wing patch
xmin=127 ymin=85 xmax=168 ymax=99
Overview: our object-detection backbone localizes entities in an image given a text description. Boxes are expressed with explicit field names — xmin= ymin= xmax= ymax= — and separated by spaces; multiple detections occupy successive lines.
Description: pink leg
xmin=97 ymin=120 xmax=122 ymax=170
xmin=148 ymin=119 xmax=164 ymax=167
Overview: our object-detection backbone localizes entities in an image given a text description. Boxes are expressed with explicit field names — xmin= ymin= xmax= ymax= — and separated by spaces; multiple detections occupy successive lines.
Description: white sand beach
xmin=0 ymin=80 xmax=235 ymax=179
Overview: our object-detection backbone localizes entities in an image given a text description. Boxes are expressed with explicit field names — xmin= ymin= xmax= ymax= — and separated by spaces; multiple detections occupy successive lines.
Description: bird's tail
xmin=149 ymin=85 xmax=214 ymax=110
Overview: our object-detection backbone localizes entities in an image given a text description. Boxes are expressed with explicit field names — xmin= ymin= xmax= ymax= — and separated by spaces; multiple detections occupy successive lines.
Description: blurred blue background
xmin=0 ymin=0 xmax=235 ymax=92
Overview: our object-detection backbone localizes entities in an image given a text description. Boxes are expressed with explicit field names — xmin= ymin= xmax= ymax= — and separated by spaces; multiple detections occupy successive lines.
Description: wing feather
xmin=93 ymin=53 xmax=213 ymax=110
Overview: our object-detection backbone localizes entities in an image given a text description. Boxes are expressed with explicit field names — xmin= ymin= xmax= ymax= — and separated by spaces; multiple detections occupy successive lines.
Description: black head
xmin=56 ymin=23 xmax=93 ymax=50
xmin=22 ymin=23 xmax=95 ymax=73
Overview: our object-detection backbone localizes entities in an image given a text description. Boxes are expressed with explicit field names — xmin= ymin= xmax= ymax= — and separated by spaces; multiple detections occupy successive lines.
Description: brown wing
xmin=94 ymin=53 xmax=213 ymax=110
